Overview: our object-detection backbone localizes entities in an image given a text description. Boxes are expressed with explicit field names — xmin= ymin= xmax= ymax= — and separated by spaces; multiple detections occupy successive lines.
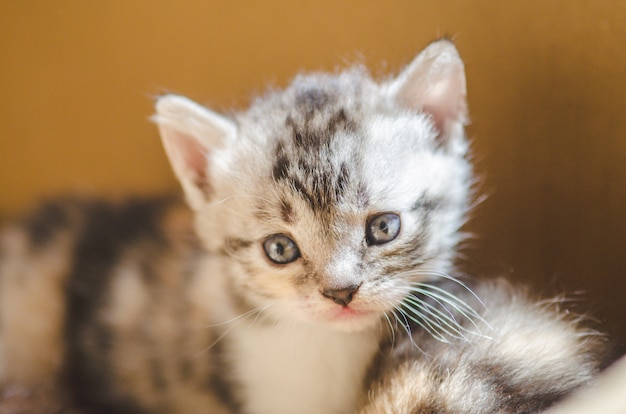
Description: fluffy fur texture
xmin=0 ymin=41 xmax=606 ymax=413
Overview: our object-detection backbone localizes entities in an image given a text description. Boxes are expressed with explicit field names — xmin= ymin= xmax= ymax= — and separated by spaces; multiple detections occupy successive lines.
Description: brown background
xmin=1 ymin=2 xmax=625 ymax=353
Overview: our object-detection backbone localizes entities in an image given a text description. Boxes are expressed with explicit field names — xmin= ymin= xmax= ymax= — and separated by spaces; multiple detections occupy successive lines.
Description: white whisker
xmin=413 ymin=269 xmax=488 ymax=309
xmin=402 ymin=296 xmax=469 ymax=342
xmin=398 ymin=303 xmax=454 ymax=343
xmin=376 ymin=268 xmax=496 ymax=344
xmin=390 ymin=309 xmax=423 ymax=352
xmin=382 ymin=310 xmax=396 ymax=347
xmin=195 ymin=303 xmax=274 ymax=356
xmin=411 ymin=282 xmax=484 ymax=319
xmin=408 ymin=285 xmax=493 ymax=332
xmin=204 ymin=303 xmax=272 ymax=328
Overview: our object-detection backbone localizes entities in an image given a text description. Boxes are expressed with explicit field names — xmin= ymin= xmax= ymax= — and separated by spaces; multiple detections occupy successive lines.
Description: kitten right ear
xmin=388 ymin=40 xmax=468 ymax=148
xmin=153 ymin=95 xmax=236 ymax=210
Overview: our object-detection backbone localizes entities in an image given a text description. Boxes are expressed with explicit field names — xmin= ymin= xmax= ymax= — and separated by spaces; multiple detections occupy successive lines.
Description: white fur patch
xmin=228 ymin=319 xmax=379 ymax=414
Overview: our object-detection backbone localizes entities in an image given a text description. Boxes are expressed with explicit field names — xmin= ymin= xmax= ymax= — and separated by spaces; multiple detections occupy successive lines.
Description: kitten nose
xmin=321 ymin=284 xmax=360 ymax=307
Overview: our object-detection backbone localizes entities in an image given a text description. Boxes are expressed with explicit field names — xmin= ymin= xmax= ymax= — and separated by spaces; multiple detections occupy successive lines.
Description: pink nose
xmin=321 ymin=285 xmax=360 ymax=307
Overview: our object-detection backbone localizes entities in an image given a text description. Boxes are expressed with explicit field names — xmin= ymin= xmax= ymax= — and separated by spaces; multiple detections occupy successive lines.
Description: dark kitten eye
xmin=366 ymin=213 xmax=401 ymax=245
xmin=263 ymin=234 xmax=300 ymax=264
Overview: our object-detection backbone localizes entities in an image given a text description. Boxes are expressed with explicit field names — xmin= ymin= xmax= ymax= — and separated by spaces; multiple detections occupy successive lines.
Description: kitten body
xmin=0 ymin=41 xmax=605 ymax=413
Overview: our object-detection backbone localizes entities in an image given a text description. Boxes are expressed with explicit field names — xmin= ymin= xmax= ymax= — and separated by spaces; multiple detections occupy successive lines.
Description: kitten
xmin=0 ymin=40 xmax=605 ymax=414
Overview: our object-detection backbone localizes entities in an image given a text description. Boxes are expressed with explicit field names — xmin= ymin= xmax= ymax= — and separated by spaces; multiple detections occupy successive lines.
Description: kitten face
xmin=154 ymin=40 xmax=471 ymax=332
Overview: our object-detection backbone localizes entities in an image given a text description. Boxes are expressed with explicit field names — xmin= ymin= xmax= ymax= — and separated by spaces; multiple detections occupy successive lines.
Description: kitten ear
xmin=153 ymin=94 xmax=236 ymax=210
xmin=389 ymin=40 xmax=468 ymax=145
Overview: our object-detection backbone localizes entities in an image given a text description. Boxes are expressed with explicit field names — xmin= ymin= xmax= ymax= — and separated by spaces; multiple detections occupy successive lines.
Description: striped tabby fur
xmin=0 ymin=41 xmax=606 ymax=413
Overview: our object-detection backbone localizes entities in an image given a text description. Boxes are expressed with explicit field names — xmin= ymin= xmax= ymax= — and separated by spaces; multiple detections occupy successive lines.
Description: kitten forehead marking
xmin=269 ymin=74 xmax=367 ymax=217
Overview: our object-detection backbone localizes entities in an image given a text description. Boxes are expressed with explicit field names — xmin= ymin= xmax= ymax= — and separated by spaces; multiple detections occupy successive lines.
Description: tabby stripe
xmin=63 ymin=198 xmax=173 ymax=414
xmin=21 ymin=199 xmax=74 ymax=249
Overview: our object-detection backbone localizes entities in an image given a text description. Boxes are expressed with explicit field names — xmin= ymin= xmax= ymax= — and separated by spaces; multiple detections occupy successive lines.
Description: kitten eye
xmin=263 ymin=234 xmax=301 ymax=264
xmin=366 ymin=213 xmax=401 ymax=245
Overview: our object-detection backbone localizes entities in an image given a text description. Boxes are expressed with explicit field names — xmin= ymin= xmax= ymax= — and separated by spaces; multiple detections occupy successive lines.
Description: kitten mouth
xmin=316 ymin=305 xmax=380 ymax=331
xmin=329 ymin=305 xmax=373 ymax=320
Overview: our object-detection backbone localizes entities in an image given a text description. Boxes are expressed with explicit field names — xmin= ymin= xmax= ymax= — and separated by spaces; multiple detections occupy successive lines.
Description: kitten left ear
xmin=153 ymin=95 xmax=236 ymax=210
xmin=389 ymin=40 xmax=468 ymax=145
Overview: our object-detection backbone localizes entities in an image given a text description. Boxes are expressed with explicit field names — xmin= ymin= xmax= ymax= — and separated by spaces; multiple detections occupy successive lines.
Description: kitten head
xmin=153 ymin=40 xmax=472 ymax=332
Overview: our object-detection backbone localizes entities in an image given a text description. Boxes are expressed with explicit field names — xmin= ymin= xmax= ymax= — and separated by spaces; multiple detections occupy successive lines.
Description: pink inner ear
xmin=421 ymin=74 xmax=467 ymax=138
xmin=173 ymin=130 xmax=209 ymax=190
